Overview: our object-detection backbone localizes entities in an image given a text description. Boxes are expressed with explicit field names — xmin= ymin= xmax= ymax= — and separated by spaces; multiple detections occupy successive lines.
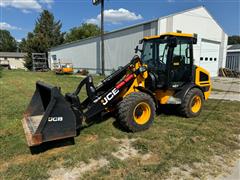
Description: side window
xmin=142 ymin=42 xmax=153 ymax=62
xmin=173 ymin=42 xmax=190 ymax=64
xmin=52 ymin=55 xmax=57 ymax=61
xmin=158 ymin=43 xmax=168 ymax=64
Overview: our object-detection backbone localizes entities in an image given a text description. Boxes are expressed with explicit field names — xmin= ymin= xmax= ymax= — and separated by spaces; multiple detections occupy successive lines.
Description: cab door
xmin=168 ymin=38 xmax=193 ymax=87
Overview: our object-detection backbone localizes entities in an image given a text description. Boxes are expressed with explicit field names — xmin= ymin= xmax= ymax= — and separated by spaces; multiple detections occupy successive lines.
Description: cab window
xmin=172 ymin=42 xmax=190 ymax=65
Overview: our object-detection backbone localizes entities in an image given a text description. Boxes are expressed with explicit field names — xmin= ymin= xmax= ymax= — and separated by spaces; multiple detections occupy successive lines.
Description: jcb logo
xmin=48 ymin=117 xmax=63 ymax=122
xmin=101 ymin=88 xmax=119 ymax=105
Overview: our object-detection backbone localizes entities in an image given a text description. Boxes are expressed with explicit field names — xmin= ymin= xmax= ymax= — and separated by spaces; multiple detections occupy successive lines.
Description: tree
xmin=64 ymin=23 xmax=101 ymax=43
xmin=0 ymin=30 xmax=17 ymax=52
xmin=21 ymin=10 xmax=64 ymax=70
xmin=228 ymin=35 xmax=240 ymax=45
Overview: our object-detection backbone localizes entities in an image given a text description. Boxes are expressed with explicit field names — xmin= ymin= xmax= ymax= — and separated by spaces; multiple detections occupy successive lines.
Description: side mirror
xmin=134 ymin=45 xmax=139 ymax=54
xmin=134 ymin=45 xmax=143 ymax=54
xmin=139 ymin=39 xmax=143 ymax=44
xmin=168 ymin=37 xmax=177 ymax=47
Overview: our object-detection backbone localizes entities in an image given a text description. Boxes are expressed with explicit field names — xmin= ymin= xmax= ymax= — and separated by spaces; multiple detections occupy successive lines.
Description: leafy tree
xmin=18 ymin=38 xmax=27 ymax=52
xmin=21 ymin=10 xmax=64 ymax=70
xmin=0 ymin=30 xmax=17 ymax=52
xmin=228 ymin=35 xmax=240 ymax=45
xmin=64 ymin=23 xmax=101 ymax=43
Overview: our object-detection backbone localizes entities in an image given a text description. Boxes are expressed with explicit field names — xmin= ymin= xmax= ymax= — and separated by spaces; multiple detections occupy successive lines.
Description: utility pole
xmin=92 ymin=0 xmax=105 ymax=75
xmin=100 ymin=0 xmax=105 ymax=75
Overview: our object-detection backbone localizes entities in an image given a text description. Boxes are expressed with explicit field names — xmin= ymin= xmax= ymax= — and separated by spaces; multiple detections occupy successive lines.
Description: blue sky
xmin=0 ymin=0 xmax=239 ymax=41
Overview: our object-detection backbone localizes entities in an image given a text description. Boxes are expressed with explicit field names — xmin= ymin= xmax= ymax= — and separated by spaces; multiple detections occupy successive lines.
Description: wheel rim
xmin=133 ymin=102 xmax=151 ymax=125
xmin=191 ymin=95 xmax=202 ymax=113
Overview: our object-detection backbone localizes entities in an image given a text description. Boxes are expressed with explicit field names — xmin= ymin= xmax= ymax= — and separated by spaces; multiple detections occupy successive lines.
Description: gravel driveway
xmin=210 ymin=77 xmax=240 ymax=101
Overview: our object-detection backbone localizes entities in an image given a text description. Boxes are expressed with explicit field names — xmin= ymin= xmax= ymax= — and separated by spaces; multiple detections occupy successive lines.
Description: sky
xmin=0 ymin=0 xmax=239 ymax=41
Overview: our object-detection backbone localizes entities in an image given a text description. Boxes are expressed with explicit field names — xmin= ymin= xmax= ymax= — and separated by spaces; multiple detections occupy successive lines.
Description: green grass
xmin=0 ymin=67 xmax=3 ymax=78
xmin=0 ymin=70 xmax=239 ymax=179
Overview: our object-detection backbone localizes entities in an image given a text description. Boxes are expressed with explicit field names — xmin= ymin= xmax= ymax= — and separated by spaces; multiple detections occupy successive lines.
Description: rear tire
xmin=117 ymin=92 xmax=155 ymax=132
xmin=178 ymin=88 xmax=204 ymax=118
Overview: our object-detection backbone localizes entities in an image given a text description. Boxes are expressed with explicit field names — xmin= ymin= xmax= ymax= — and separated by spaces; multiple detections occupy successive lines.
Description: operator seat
xmin=170 ymin=55 xmax=187 ymax=83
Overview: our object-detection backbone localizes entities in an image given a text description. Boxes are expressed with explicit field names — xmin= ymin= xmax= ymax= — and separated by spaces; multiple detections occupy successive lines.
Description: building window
xmin=210 ymin=58 xmax=213 ymax=61
xmin=214 ymin=58 xmax=217 ymax=61
xmin=52 ymin=55 xmax=57 ymax=61
xmin=205 ymin=57 xmax=208 ymax=61
xmin=200 ymin=57 xmax=203 ymax=61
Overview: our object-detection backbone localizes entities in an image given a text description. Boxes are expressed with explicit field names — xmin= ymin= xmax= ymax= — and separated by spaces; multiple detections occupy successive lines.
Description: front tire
xmin=117 ymin=92 xmax=156 ymax=132
xmin=178 ymin=88 xmax=204 ymax=118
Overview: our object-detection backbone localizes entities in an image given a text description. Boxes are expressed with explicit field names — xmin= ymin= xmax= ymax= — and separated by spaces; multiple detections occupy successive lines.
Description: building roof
xmin=228 ymin=44 xmax=240 ymax=50
xmin=0 ymin=52 xmax=27 ymax=58
xmin=50 ymin=6 xmax=225 ymax=51
xmin=227 ymin=44 xmax=240 ymax=53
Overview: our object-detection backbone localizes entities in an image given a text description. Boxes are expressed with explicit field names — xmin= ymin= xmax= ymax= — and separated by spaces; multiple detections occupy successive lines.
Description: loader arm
xmin=70 ymin=55 xmax=148 ymax=122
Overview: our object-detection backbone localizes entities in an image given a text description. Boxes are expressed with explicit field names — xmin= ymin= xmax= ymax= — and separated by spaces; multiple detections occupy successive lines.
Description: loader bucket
xmin=22 ymin=81 xmax=77 ymax=147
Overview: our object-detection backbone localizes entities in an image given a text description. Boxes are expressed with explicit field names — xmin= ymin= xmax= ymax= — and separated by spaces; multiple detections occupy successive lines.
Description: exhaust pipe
xmin=22 ymin=81 xmax=77 ymax=147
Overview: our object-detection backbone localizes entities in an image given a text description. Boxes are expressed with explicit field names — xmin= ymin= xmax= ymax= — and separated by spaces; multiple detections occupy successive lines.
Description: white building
xmin=0 ymin=52 xmax=26 ymax=69
xmin=226 ymin=44 xmax=240 ymax=72
xmin=49 ymin=6 xmax=228 ymax=77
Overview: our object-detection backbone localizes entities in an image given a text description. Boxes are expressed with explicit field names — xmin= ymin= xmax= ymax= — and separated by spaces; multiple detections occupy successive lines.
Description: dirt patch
xmin=219 ymin=159 xmax=240 ymax=180
xmin=48 ymin=158 xmax=109 ymax=180
xmin=48 ymin=138 xmax=156 ymax=179
xmin=165 ymin=145 xmax=240 ymax=179
xmin=111 ymin=138 xmax=139 ymax=160
xmin=84 ymin=134 xmax=98 ymax=142
xmin=111 ymin=137 xmax=159 ymax=165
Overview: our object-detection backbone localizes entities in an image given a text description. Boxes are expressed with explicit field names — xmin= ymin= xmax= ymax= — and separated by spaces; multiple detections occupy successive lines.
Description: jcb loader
xmin=22 ymin=32 xmax=211 ymax=147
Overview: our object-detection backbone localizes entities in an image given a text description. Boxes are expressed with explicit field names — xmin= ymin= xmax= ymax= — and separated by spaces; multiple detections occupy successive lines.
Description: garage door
xmin=199 ymin=40 xmax=220 ymax=77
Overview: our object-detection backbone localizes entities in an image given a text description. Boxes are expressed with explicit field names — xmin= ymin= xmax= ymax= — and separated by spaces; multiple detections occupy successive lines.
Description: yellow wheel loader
xmin=22 ymin=32 xmax=211 ymax=148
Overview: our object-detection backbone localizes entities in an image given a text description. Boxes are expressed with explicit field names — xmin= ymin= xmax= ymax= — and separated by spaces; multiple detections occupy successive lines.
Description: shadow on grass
xmin=30 ymin=137 xmax=75 ymax=155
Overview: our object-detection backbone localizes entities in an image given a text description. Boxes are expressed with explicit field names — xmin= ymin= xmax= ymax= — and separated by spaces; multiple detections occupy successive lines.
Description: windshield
xmin=141 ymin=40 xmax=169 ymax=72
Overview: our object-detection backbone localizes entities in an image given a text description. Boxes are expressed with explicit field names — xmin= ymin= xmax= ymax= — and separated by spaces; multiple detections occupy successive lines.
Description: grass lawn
xmin=0 ymin=70 xmax=239 ymax=179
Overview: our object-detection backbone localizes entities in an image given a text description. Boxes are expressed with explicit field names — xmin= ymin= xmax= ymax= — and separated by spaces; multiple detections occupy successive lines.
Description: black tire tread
xmin=178 ymin=88 xmax=204 ymax=118
xmin=117 ymin=92 xmax=155 ymax=132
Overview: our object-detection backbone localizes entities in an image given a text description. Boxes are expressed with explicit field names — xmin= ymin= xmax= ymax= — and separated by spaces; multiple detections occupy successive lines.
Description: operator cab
xmin=140 ymin=33 xmax=197 ymax=90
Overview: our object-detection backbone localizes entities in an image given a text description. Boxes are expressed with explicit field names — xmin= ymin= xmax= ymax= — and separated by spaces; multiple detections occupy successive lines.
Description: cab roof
xmin=143 ymin=32 xmax=194 ymax=40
